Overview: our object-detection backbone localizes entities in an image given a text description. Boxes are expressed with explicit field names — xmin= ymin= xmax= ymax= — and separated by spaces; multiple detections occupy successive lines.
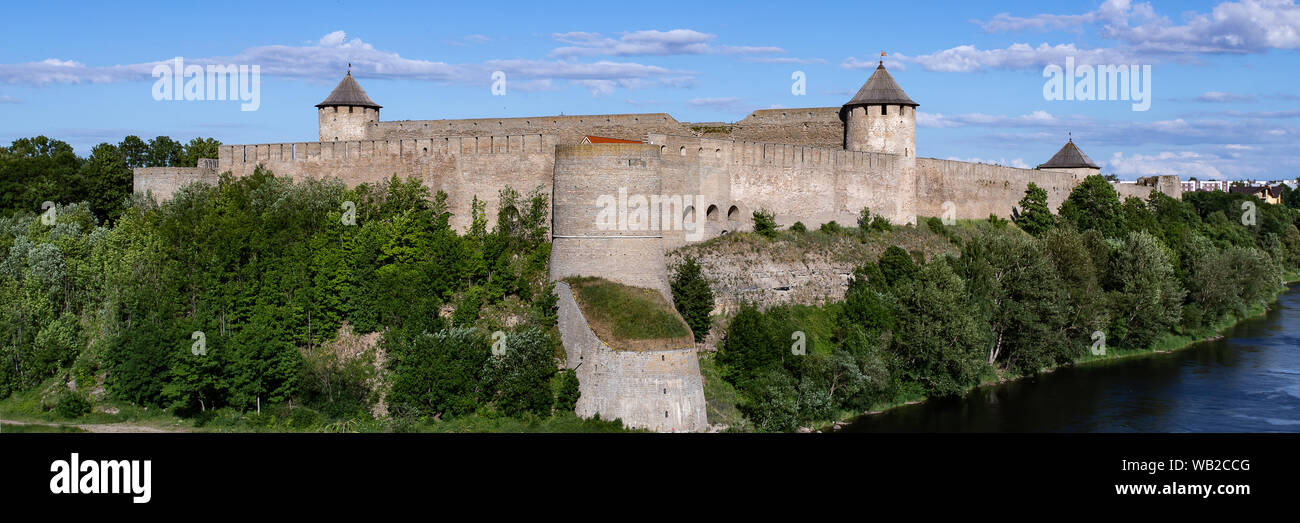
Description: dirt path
xmin=0 ymin=419 xmax=185 ymax=433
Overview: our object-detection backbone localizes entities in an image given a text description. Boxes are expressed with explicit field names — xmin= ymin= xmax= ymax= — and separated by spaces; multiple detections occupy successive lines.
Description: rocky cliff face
xmin=666 ymin=228 xmax=958 ymax=314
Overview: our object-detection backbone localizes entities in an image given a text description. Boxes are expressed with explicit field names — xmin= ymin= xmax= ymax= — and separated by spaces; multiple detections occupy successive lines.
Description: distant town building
xmin=1181 ymin=179 xmax=1232 ymax=193
xmin=1229 ymin=184 xmax=1285 ymax=205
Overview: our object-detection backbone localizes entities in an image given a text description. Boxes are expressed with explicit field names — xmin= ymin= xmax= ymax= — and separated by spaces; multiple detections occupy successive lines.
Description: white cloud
xmin=977 ymin=1 xmax=1300 ymax=55
xmin=1104 ymin=0 xmax=1300 ymax=54
xmin=549 ymin=29 xmax=783 ymax=57
xmin=687 ymin=97 xmax=750 ymax=112
xmin=897 ymin=43 xmax=1143 ymax=72
xmin=0 ymin=31 xmax=694 ymax=95
xmin=0 ymin=95 xmax=20 ymax=103
xmin=318 ymin=30 xmax=347 ymax=47
xmin=841 ymin=57 xmax=907 ymax=70
xmin=1196 ymin=91 xmax=1257 ymax=102
xmin=917 ymin=1 xmax=1300 ymax=74
xmin=977 ymin=0 xmax=1151 ymax=32
xmin=1108 ymin=151 xmax=1225 ymax=179
xmin=743 ymin=57 xmax=827 ymax=64
xmin=918 ymin=110 xmax=1062 ymax=128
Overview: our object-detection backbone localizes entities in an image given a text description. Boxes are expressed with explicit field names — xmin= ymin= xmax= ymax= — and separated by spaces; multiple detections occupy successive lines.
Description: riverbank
xmin=818 ymin=275 xmax=1300 ymax=432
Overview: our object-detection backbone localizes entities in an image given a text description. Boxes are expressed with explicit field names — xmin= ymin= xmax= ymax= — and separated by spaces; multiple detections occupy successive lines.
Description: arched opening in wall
xmin=683 ymin=205 xmax=696 ymax=226
xmin=706 ymin=205 xmax=719 ymax=222
xmin=727 ymin=205 xmax=740 ymax=222
xmin=660 ymin=145 xmax=667 ymax=154
xmin=715 ymin=149 xmax=721 ymax=158
xmin=679 ymin=146 xmax=686 ymax=157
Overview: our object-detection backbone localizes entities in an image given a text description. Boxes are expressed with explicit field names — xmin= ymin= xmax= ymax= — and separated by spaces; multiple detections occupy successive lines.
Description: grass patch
xmin=698 ymin=353 xmax=747 ymax=430
xmin=565 ymin=277 xmax=693 ymax=350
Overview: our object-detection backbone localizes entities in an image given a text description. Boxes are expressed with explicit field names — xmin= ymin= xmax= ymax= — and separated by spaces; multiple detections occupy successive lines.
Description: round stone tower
xmin=841 ymin=61 xmax=918 ymax=157
xmin=316 ymin=70 xmax=381 ymax=142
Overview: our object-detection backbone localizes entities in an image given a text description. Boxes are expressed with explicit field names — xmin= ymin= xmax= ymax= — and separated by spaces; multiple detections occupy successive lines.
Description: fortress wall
xmin=1114 ymin=182 xmax=1156 ymax=201
xmin=646 ymin=134 xmax=913 ymax=236
xmin=215 ymin=134 xmax=557 ymax=232
xmin=727 ymin=139 xmax=914 ymax=227
xmin=133 ymin=166 xmax=220 ymax=201
xmin=549 ymin=143 xmax=672 ymax=299
xmin=724 ymin=107 xmax=844 ymax=147
xmin=554 ymin=281 xmax=707 ymax=432
xmin=916 ymin=158 xmax=1179 ymax=220
xmin=374 ymin=113 xmax=690 ymax=144
xmin=915 ymin=158 xmax=1087 ymax=219
xmin=646 ymin=134 xmax=741 ymax=248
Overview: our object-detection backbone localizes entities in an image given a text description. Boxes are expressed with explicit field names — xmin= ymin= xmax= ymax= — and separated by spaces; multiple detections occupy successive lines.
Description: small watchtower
xmin=1039 ymin=136 xmax=1101 ymax=178
xmin=316 ymin=69 xmax=381 ymax=142
xmin=841 ymin=55 xmax=918 ymax=157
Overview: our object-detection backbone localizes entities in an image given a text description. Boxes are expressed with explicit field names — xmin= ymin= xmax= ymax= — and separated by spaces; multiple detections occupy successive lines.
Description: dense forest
xmin=682 ymin=176 xmax=1300 ymax=432
xmin=1 ymin=135 xmax=595 ymax=431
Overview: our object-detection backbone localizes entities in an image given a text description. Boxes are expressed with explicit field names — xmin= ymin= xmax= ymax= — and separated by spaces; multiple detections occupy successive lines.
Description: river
xmin=842 ymin=284 xmax=1300 ymax=432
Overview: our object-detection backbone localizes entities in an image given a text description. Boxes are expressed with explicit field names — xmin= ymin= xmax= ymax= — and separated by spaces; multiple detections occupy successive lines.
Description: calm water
xmin=843 ymin=284 xmax=1300 ymax=433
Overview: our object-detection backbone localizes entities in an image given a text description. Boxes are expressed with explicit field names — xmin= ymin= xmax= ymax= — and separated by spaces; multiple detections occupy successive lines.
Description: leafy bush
xmin=554 ymin=369 xmax=580 ymax=413
xmin=55 ymin=390 xmax=91 ymax=418
xmin=752 ymin=209 xmax=779 ymax=239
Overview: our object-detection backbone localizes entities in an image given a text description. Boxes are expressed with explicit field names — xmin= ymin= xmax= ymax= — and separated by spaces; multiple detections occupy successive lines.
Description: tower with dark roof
xmin=841 ymin=59 xmax=918 ymax=157
xmin=1039 ymin=137 xmax=1101 ymax=178
xmin=317 ymin=70 xmax=382 ymax=142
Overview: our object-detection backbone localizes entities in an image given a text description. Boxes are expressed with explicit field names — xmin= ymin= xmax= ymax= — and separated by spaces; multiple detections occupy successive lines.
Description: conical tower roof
xmin=316 ymin=71 xmax=381 ymax=109
xmin=1041 ymin=138 xmax=1099 ymax=169
xmin=844 ymin=62 xmax=918 ymax=108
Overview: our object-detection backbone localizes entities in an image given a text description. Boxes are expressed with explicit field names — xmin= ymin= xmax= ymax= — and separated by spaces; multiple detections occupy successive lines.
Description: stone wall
xmin=215 ymin=134 xmax=557 ymax=232
xmin=374 ymin=113 xmax=690 ymax=145
xmin=725 ymin=107 xmax=844 ymax=147
xmin=916 ymin=158 xmax=1178 ymax=220
xmin=647 ymin=133 xmax=917 ymax=246
xmin=133 ymin=166 xmax=220 ymax=201
xmin=555 ymin=281 xmax=707 ymax=432
xmin=549 ymin=143 xmax=672 ymax=298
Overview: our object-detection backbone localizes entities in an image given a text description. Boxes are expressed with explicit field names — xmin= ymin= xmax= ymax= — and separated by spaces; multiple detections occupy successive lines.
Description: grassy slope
xmin=565 ymin=276 xmax=693 ymax=350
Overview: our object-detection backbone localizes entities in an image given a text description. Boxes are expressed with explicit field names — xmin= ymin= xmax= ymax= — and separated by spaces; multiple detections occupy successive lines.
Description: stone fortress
xmin=134 ymin=62 xmax=1182 ymax=432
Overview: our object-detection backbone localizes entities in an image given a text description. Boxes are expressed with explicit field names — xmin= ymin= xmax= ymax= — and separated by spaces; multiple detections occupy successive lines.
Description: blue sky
xmin=1 ymin=0 xmax=1298 ymax=181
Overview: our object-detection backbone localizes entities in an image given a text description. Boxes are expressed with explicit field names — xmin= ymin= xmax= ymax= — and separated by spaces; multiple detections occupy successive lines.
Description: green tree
xmin=145 ymin=136 xmax=183 ymax=167
xmin=1059 ymin=175 xmax=1126 ymax=238
xmin=79 ymin=142 xmax=133 ymax=222
xmin=1108 ymin=231 xmax=1186 ymax=349
xmin=179 ymin=137 xmax=221 ymax=167
xmin=484 ymin=327 xmax=557 ymax=417
xmin=554 ymin=369 xmax=580 ymax=414
xmin=889 ymin=260 xmax=989 ymax=396
xmin=118 ymin=135 xmax=149 ymax=168
xmin=386 ymin=327 xmax=489 ymax=419
xmin=671 ymin=256 xmax=715 ymax=342
xmin=718 ymin=304 xmax=780 ymax=386
xmin=1015 ymin=182 xmax=1055 ymax=236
